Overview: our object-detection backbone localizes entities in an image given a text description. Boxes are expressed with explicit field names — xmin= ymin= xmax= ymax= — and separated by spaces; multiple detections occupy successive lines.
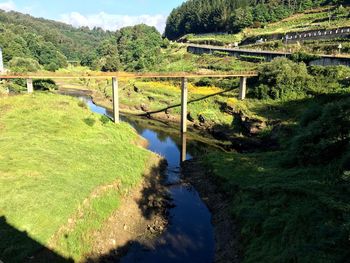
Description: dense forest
xmin=81 ymin=24 xmax=165 ymax=72
xmin=0 ymin=10 xmax=113 ymax=71
xmin=164 ymin=0 xmax=348 ymax=39
xmin=0 ymin=10 xmax=164 ymax=72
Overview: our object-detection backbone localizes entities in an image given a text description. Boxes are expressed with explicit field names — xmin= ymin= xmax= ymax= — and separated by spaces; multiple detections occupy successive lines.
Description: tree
xmin=8 ymin=57 xmax=41 ymax=73
xmin=232 ymin=7 xmax=254 ymax=30
xmin=254 ymin=58 xmax=314 ymax=100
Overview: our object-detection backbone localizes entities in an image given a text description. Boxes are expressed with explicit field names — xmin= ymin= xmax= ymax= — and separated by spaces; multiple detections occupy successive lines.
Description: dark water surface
xmin=79 ymin=96 xmax=215 ymax=263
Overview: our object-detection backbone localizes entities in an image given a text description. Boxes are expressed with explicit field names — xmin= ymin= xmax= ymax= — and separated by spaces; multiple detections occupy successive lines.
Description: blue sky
xmin=0 ymin=0 xmax=185 ymax=32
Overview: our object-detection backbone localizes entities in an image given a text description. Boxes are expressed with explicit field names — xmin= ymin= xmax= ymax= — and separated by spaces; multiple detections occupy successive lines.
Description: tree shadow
xmin=0 ymin=216 xmax=73 ymax=263
xmin=84 ymin=162 xmax=200 ymax=263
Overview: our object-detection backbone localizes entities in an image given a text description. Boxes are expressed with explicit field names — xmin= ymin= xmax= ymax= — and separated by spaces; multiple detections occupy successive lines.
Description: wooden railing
xmin=0 ymin=71 xmax=258 ymax=79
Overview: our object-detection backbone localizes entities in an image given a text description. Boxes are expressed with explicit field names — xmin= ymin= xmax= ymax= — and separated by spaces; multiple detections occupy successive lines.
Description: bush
xmin=33 ymin=79 xmax=58 ymax=91
xmin=309 ymin=66 xmax=350 ymax=94
xmin=5 ymin=79 xmax=26 ymax=93
xmin=44 ymin=62 xmax=59 ymax=72
xmin=240 ymin=55 xmax=265 ymax=63
xmin=100 ymin=115 xmax=111 ymax=125
xmin=254 ymin=58 xmax=314 ymax=100
xmin=290 ymin=52 xmax=320 ymax=64
xmin=286 ymin=97 xmax=350 ymax=177
xmin=8 ymin=57 xmax=41 ymax=73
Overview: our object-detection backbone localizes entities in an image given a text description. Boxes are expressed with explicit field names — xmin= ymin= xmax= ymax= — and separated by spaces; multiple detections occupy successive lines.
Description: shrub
xmin=287 ymin=97 xmax=350 ymax=177
xmin=8 ymin=57 xmax=41 ymax=73
xmin=254 ymin=58 xmax=314 ymax=100
xmin=309 ymin=66 xmax=350 ymax=94
xmin=33 ymin=79 xmax=58 ymax=91
xmin=100 ymin=115 xmax=111 ymax=125
xmin=240 ymin=55 xmax=265 ymax=63
xmin=5 ymin=79 xmax=26 ymax=93
xmin=290 ymin=52 xmax=320 ymax=64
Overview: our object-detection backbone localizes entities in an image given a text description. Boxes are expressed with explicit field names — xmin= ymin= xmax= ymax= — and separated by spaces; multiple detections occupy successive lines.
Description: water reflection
xmin=181 ymin=133 xmax=187 ymax=163
xmin=70 ymin=95 xmax=215 ymax=263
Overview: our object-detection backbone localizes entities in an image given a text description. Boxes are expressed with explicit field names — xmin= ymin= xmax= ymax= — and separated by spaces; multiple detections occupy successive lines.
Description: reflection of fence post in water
xmin=181 ymin=132 xmax=187 ymax=162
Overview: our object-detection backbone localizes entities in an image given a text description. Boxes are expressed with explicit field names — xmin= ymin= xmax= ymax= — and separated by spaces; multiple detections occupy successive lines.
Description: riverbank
xmin=58 ymin=85 xmax=277 ymax=154
xmin=0 ymin=93 xmax=169 ymax=262
xmin=58 ymin=87 xmax=237 ymax=152
xmin=185 ymin=93 xmax=350 ymax=263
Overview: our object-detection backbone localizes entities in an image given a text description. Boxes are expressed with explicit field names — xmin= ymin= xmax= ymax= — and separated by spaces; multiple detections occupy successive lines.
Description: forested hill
xmin=164 ymin=0 xmax=346 ymax=40
xmin=0 ymin=10 xmax=112 ymax=70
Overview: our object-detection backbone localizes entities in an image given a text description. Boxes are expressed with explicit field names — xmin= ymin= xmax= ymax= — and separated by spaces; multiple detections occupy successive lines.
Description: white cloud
xmin=0 ymin=1 xmax=16 ymax=12
xmin=60 ymin=12 xmax=167 ymax=33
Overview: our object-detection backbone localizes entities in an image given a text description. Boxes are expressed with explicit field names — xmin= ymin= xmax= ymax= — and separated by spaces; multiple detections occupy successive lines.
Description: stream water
xmin=78 ymin=96 xmax=216 ymax=263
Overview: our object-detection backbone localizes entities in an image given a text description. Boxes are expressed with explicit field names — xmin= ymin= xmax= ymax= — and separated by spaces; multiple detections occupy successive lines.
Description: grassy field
xmin=0 ymin=93 xmax=152 ymax=262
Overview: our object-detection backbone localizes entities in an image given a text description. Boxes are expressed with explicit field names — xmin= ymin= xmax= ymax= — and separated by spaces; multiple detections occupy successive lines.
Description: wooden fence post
xmin=239 ymin=77 xmax=247 ymax=100
xmin=112 ymin=77 xmax=119 ymax=123
xmin=181 ymin=77 xmax=188 ymax=133
xmin=26 ymin=79 xmax=33 ymax=93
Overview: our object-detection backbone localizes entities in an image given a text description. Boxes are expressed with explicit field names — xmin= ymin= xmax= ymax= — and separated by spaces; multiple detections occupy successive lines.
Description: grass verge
xmin=0 ymin=93 xmax=152 ymax=262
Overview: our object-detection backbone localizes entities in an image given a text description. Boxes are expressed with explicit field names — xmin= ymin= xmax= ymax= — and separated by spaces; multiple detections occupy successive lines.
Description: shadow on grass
xmin=0 ymin=216 xmax=73 ymax=263
xmin=248 ymin=93 xmax=350 ymax=123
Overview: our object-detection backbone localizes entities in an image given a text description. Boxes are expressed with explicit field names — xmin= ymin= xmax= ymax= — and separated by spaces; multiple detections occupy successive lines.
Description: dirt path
xmin=182 ymin=159 xmax=241 ymax=263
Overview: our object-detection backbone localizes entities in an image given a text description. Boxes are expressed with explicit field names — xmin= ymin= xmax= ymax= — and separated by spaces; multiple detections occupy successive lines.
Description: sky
xmin=0 ymin=0 xmax=185 ymax=32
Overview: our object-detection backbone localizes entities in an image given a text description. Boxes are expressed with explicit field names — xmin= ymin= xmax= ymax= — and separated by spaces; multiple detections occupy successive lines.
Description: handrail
xmin=0 ymin=71 xmax=258 ymax=79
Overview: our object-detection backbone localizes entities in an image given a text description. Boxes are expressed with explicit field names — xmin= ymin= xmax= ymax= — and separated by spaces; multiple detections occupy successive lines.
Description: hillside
xmin=180 ymin=5 xmax=350 ymax=56
xmin=0 ymin=10 xmax=112 ymax=70
xmin=164 ymin=0 xmax=346 ymax=40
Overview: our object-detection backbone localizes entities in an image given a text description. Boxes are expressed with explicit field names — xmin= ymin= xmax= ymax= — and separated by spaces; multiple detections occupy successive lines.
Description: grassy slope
xmin=0 ymin=93 xmax=152 ymax=261
xmin=184 ymin=6 xmax=350 ymax=55
xmin=154 ymin=45 xmax=257 ymax=72
xmin=202 ymin=150 xmax=349 ymax=262
xmin=200 ymin=94 xmax=350 ymax=262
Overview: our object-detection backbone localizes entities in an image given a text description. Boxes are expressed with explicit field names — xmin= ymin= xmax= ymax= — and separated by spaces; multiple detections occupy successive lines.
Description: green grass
xmin=0 ymin=93 xmax=152 ymax=262
xmin=154 ymin=45 xmax=257 ymax=73
xmin=202 ymin=150 xmax=350 ymax=263
xmin=200 ymin=92 xmax=350 ymax=263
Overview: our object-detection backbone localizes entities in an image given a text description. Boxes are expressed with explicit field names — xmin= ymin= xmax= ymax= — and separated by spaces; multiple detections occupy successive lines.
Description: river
xmin=78 ymin=96 xmax=216 ymax=263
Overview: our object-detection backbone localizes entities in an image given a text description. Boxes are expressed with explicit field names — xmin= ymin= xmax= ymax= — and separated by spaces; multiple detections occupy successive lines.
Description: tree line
xmin=81 ymin=24 xmax=166 ymax=72
xmin=0 ymin=10 xmax=165 ymax=72
xmin=164 ymin=0 xmax=346 ymax=40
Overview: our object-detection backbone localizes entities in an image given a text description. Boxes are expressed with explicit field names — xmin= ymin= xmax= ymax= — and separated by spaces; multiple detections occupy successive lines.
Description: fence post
xmin=0 ymin=48 xmax=4 ymax=73
xmin=181 ymin=77 xmax=188 ymax=133
xmin=239 ymin=77 xmax=247 ymax=100
xmin=112 ymin=77 xmax=119 ymax=123
xmin=26 ymin=79 xmax=33 ymax=93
